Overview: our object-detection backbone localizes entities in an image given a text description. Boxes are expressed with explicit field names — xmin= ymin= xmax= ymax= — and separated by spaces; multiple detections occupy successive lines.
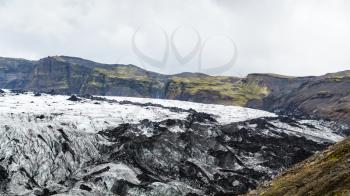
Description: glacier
xmin=0 ymin=90 xmax=346 ymax=195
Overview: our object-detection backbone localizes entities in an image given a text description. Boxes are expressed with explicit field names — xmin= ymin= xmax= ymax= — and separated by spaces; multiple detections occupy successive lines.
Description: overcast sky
xmin=0 ymin=0 xmax=349 ymax=76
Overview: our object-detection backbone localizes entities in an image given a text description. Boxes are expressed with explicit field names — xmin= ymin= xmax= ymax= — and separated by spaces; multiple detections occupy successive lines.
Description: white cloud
xmin=0 ymin=0 xmax=349 ymax=76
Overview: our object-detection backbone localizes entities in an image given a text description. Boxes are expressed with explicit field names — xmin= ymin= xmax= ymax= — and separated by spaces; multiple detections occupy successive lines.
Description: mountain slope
xmin=0 ymin=56 xmax=269 ymax=105
xmin=249 ymin=136 xmax=350 ymax=196
xmin=246 ymin=72 xmax=350 ymax=125
xmin=1 ymin=56 xmax=350 ymax=124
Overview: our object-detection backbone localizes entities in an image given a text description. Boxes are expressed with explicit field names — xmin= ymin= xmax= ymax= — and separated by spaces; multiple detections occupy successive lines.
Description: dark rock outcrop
xmin=67 ymin=95 xmax=81 ymax=101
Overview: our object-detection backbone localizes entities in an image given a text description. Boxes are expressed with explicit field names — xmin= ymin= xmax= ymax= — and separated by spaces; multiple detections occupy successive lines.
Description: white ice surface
xmin=270 ymin=119 xmax=344 ymax=142
xmin=94 ymin=95 xmax=277 ymax=125
xmin=0 ymin=91 xmax=276 ymax=134
xmin=0 ymin=91 xmax=344 ymax=143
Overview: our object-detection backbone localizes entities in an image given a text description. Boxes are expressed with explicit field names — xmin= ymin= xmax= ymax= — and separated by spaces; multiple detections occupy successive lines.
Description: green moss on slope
xmin=94 ymin=66 xmax=151 ymax=81
xmin=248 ymin=137 xmax=350 ymax=196
xmin=325 ymin=70 xmax=350 ymax=79
xmin=168 ymin=76 xmax=269 ymax=106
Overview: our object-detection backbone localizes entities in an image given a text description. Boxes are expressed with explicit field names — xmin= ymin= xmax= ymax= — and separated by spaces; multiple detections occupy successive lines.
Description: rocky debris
xmin=34 ymin=188 xmax=57 ymax=196
xmin=0 ymin=112 xmax=341 ymax=195
xmin=46 ymin=89 xmax=56 ymax=95
xmin=186 ymin=110 xmax=217 ymax=124
xmin=34 ymin=92 xmax=41 ymax=96
xmin=10 ymin=89 xmax=26 ymax=94
xmin=35 ymin=114 xmax=45 ymax=119
xmin=0 ymin=93 xmax=347 ymax=195
xmin=111 ymin=179 xmax=134 ymax=196
xmin=0 ymin=165 xmax=8 ymax=192
xmin=0 ymin=89 xmax=4 ymax=94
xmin=82 ymin=94 xmax=194 ymax=114
xmin=67 ymin=95 xmax=81 ymax=101
xmin=0 ymin=166 xmax=8 ymax=180
xmin=79 ymin=184 xmax=92 ymax=192
xmin=95 ymin=115 xmax=341 ymax=195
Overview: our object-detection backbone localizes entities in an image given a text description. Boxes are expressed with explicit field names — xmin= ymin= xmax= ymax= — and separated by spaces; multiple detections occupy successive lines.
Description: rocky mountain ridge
xmin=0 ymin=56 xmax=264 ymax=106
xmin=1 ymin=56 xmax=350 ymax=125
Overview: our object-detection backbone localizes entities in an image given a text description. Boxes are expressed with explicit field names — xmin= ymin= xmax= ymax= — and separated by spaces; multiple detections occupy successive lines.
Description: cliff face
xmin=0 ymin=56 xmax=168 ymax=97
xmin=246 ymin=72 xmax=350 ymax=125
xmin=1 ymin=56 xmax=350 ymax=124
xmin=0 ymin=56 xmax=268 ymax=105
xmin=0 ymin=57 xmax=36 ymax=88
